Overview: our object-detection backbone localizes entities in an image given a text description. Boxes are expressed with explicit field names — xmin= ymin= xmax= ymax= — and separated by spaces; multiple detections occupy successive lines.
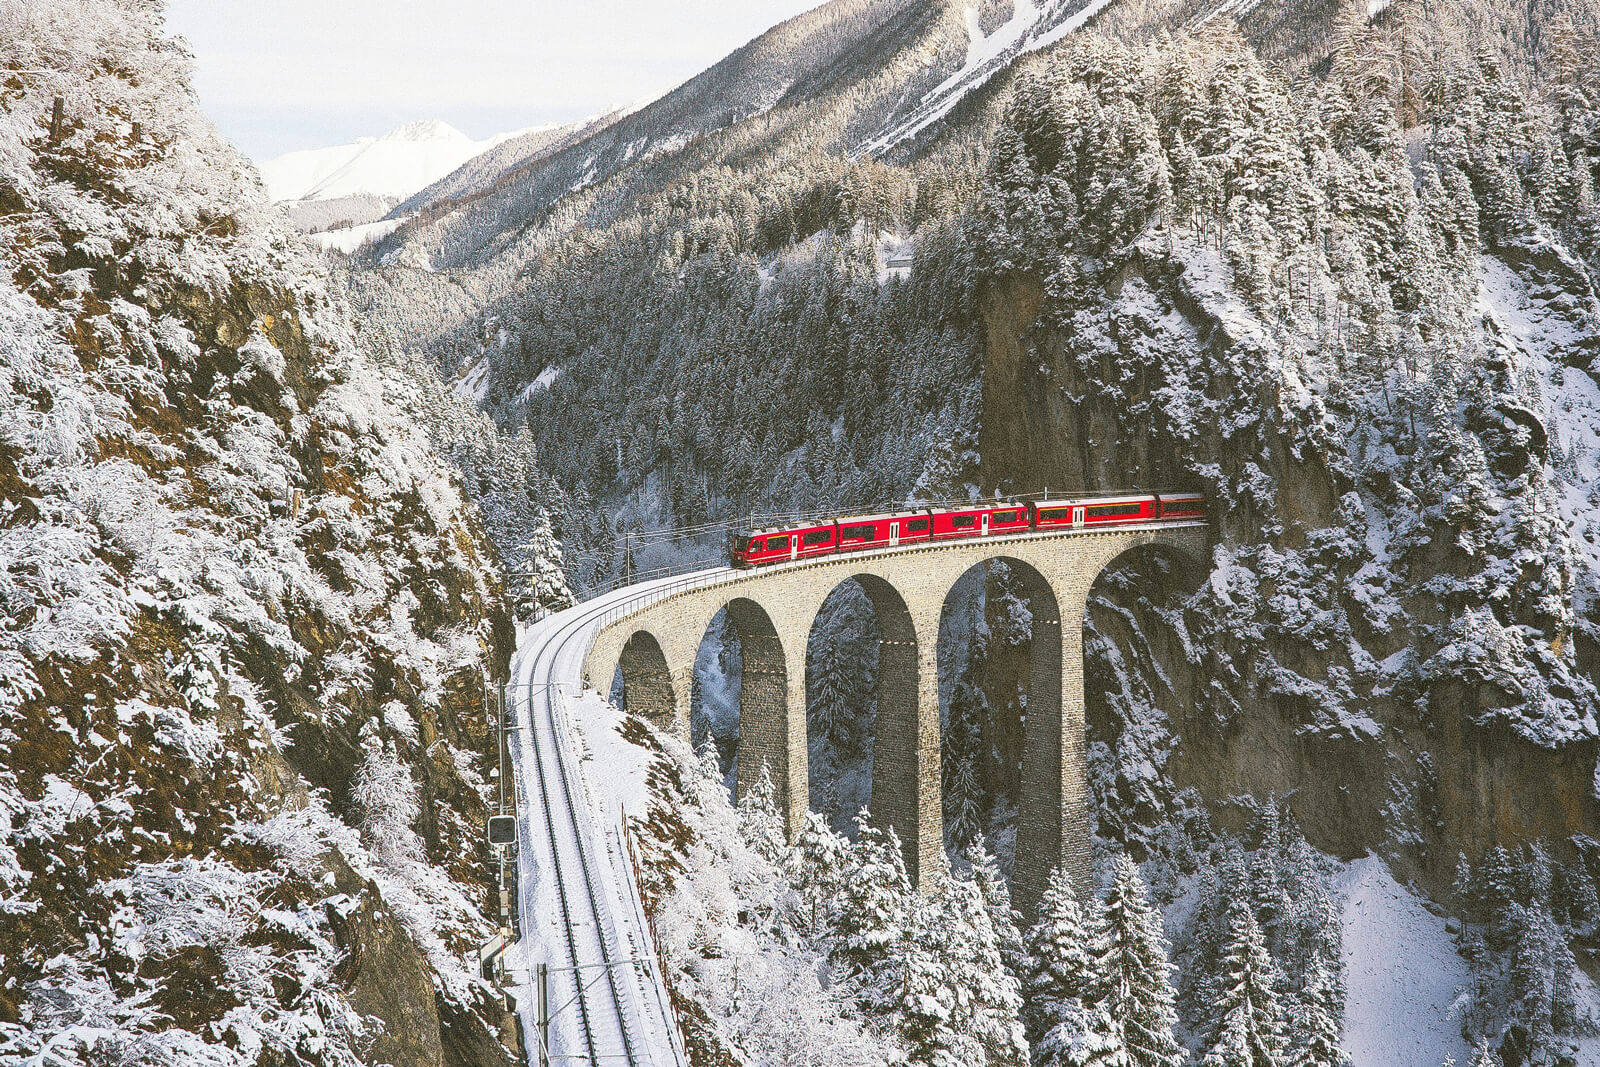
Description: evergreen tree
xmin=792 ymin=810 xmax=851 ymax=937
xmin=1285 ymin=959 xmax=1349 ymax=1067
xmin=738 ymin=763 xmax=788 ymax=869
xmin=968 ymin=832 xmax=1028 ymax=979
xmin=1024 ymin=866 xmax=1099 ymax=1045
xmin=1468 ymin=1038 xmax=1500 ymax=1067
xmin=1096 ymin=854 xmax=1186 ymax=1067
xmin=1035 ymin=1004 xmax=1136 ymax=1067
xmin=834 ymin=816 xmax=915 ymax=1014
xmin=1201 ymin=903 xmax=1287 ymax=1067
xmin=905 ymin=872 xmax=1028 ymax=1066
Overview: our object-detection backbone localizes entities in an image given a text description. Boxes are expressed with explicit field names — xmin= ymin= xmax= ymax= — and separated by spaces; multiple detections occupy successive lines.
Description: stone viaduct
xmin=582 ymin=522 xmax=1208 ymax=914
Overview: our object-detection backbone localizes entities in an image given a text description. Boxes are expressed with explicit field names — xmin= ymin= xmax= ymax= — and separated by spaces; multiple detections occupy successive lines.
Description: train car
xmin=728 ymin=522 xmax=838 ymax=568
xmin=1157 ymin=493 xmax=1207 ymax=520
xmin=1032 ymin=495 xmax=1159 ymax=530
xmin=929 ymin=502 xmax=1032 ymax=541
xmin=836 ymin=510 xmax=934 ymax=553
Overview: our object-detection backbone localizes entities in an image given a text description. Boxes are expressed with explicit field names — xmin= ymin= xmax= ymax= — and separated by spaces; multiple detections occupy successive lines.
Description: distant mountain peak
xmin=380 ymin=119 xmax=471 ymax=144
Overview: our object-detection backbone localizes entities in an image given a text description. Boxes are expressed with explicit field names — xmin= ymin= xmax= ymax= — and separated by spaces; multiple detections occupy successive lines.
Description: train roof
xmin=835 ymin=508 xmax=930 ymax=524
xmin=1033 ymin=493 xmax=1157 ymax=506
xmin=736 ymin=519 xmax=836 ymax=538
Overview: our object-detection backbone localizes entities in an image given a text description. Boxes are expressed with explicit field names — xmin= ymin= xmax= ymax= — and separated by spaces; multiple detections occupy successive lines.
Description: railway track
xmin=514 ymin=578 xmax=692 ymax=1065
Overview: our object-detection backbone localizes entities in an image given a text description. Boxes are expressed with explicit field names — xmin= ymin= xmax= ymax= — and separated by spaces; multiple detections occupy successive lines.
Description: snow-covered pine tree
xmin=1200 ymin=902 xmax=1288 ymax=1067
xmin=899 ymin=872 xmax=1027 ymax=1066
xmin=1034 ymin=1004 xmax=1136 ymax=1067
xmin=792 ymin=810 xmax=851 ymax=938
xmin=1096 ymin=854 xmax=1185 ymax=1067
xmin=1285 ymin=958 xmax=1349 ymax=1067
xmin=833 ymin=816 xmax=915 ymax=1016
xmin=738 ymin=764 xmax=788 ymax=869
xmin=968 ymin=832 xmax=1027 ymax=980
xmin=1469 ymin=1037 xmax=1501 ymax=1067
xmin=1023 ymin=866 xmax=1098 ymax=1041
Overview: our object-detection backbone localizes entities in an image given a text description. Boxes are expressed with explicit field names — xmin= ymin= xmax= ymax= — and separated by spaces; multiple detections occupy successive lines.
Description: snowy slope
xmin=861 ymin=0 xmax=1118 ymax=155
xmin=1338 ymin=857 xmax=1472 ymax=1067
xmin=259 ymin=118 xmax=533 ymax=204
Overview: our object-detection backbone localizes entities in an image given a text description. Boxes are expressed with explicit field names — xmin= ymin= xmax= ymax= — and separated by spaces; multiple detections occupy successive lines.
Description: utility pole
xmin=536 ymin=963 xmax=550 ymax=1066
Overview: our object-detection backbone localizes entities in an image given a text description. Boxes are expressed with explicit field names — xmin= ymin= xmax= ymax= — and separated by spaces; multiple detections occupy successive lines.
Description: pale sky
xmin=165 ymin=1 xmax=824 ymax=162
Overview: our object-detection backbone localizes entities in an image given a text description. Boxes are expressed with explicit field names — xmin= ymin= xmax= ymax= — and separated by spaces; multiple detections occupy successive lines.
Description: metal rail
xmin=524 ymin=605 xmax=642 ymax=1065
xmin=521 ymin=624 xmax=605 ymax=1065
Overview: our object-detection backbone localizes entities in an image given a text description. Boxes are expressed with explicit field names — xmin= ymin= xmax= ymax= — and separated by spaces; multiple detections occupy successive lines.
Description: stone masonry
xmin=583 ymin=524 xmax=1208 ymax=915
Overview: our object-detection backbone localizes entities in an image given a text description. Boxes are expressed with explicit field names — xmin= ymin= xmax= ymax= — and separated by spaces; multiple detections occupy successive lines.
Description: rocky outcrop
xmin=978 ymin=243 xmax=1600 ymax=897
xmin=0 ymin=5 xmax=525 ymax=1063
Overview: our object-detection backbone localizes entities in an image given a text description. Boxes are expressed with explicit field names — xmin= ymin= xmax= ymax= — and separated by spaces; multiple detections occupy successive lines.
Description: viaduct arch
xmin=588 ymin=523 xmax=1207 ymax=914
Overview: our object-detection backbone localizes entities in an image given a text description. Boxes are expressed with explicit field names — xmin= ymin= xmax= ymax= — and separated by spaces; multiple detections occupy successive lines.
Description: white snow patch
xmin=518 ymin=365 xmax=561 ymax=402
xmin=1337 ymin=856 xmax=1471 ymax=1067
xmin=451 ymin=358 xmax=492 ymax=403
xmin=861 ymin=0 xmax=1116 ymax=154
xmin=305 ymin=214 xmax=410 ymax=254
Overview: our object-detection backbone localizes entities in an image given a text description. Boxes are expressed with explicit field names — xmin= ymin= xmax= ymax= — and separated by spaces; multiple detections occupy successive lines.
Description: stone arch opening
xmin=807 ymin=573 xmax=930 ymax=881
xmin=614 ymin=629 xmax=677 ymax=733
xmin=688 ymin=597 xmax=792 ymax=811
xmin=689 ymin=609 xmax=741 ymax=793
xmin=802 ymin=580 xmax=881 ymax=835
xmin=937 ymin=556 xmax=1062 ymax=883
xmin=1082 ymin=540 xmax=1211 ymax=846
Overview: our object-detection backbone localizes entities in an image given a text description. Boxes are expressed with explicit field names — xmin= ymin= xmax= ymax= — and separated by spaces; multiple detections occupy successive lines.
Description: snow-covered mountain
xmin=259 ymin=118 xmax=551 ymax=232
xmin=260 ymin=118 xmax=518 ymax=203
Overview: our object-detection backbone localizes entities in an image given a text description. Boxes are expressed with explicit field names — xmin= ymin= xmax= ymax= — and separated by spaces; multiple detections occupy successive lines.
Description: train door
xmin=1072 ymin=506 xmax=1085 ymax=528
xmin=889 ymin=521 xmax=900 ymax=546
xmin=981 ymin=513 xmax=990 ymax=536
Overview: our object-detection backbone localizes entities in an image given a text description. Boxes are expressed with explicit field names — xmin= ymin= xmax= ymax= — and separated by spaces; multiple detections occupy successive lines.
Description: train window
xmin=1037 ymin=507 xmax=1068 ymax=522
xmin=841 ymin=524 xmax=875 ymax=541
xmin=803 ymin=529 xmax=833 ymax=546
xmin=766 ymin=535 xmax=790 ymax=551
xmin=1088 ymin=502 xmax=1144 ymax=518
xmin=992 ymin=510 xmax=1020 ymax=523
xmin=952 ymin=515 xmax=976 ymax=529
xmin=907 ymin=519 xmax=929 ymax=533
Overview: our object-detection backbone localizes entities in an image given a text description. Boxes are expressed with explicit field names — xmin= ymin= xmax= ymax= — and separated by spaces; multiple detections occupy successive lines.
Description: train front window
xmin=766 ymin=535 xmax=790 ymax=552
xmin=803 ymin=529 xmax=832 ymax=546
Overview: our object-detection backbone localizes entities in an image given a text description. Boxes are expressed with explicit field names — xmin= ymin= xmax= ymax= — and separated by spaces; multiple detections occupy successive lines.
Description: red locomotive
xmin=728 ymin=493 xmax=1206 ymax=568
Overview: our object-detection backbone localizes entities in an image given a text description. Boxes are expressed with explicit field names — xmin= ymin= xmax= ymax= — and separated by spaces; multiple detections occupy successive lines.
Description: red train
xmin=728 ymin=493 xmax=1206 ymax=568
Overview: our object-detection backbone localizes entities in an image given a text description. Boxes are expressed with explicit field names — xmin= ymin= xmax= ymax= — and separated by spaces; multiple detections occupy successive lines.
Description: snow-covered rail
xmin=511 ymin=573 xmax=704 ymax=1066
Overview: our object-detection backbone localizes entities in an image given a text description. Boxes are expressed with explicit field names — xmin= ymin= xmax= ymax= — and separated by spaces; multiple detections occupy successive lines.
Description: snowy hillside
xmin=0 ymin=3 xmax=566 ymax=1063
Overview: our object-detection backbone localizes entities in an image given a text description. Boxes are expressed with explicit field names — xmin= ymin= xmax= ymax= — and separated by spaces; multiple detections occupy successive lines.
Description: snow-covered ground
xmin=1338 ymin=857 xmax=1472 ymax=1067
xmin=306 ymin=214 xmax=411 ymax=254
